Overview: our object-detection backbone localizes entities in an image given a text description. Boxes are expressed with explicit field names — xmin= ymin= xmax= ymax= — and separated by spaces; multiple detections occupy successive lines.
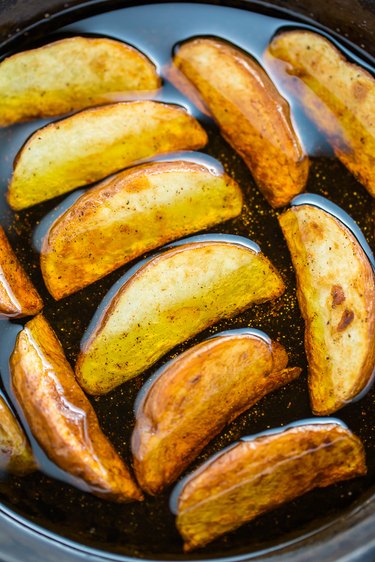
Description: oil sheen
xmin=0 ymin=2 xmax=374 ymax=559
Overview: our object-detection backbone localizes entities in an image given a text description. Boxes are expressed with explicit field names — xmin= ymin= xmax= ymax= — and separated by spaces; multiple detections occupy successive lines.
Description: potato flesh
xmin=268 ymin=30 xmax=375 ymax=197
xmin=41 ymin=160 xmax=243 ymax=300
xmin=0 ymin=395 xmax=36 ymax=475
xmin=172 ymin=38 xmax=308 ymax=208
xmin=8 ymin=101 xmax=208 ymax=210
xmin=132 ymin=333 xmax=301 ymax=494
xmin=176 ymin=423 xmax=366 ymax=551
xmin=10 ymin=314 xmax=143 ymax=502
xmin=279 ymin=206 xmax=375 ymax=415
xmin=0 ymin=36 xmax=160 ymax=127
xmin=0 ymin=226 xmax=43 ymax=318
xmin=75 ymin=241 xmax=285 ymax=394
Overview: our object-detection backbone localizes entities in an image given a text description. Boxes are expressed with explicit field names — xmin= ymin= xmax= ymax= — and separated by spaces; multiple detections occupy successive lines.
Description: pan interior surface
xmin=0 ymin=1 xmax=374 ymax=560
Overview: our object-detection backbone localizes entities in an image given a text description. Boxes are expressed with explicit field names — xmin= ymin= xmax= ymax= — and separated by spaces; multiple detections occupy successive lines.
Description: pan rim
xmin=0 ymin=490 xmax=374 ymax=561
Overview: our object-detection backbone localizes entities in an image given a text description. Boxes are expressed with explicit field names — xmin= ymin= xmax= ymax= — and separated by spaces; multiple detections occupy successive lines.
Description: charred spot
xmin=352 ymin=80 xmax=369 ymax=102
xmin=309 ymin=221 xmax=324 ymax=238
xmin=337 ymin=309 xmax=354 ymax=332
xmin=331 ymin=284 xmax=345 ymax=308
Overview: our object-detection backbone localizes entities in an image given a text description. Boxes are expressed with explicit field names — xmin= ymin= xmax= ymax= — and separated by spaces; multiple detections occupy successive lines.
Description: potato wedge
xmin=171 ymin=37 xmax=309 ymax=207
xmin=173 ymin=420 xmax=366 ymax=551
xmin=132 ymin=329 xmax=301 ymax=495
xmin=267 ymin=30 xmax=375 ymax=197
xmin=0 ymin=395 xmax=36 ymax=475
xmin=41 ymin=160 xmax=243 ymax=300
xmin=10 ymin=314 xmax=143 ymax=502
xmin=75 ymin=237 xmax=285 ymax=394
xmin=8 ymin=101 xmax=208 ymax=210
xmin=279 ymin=201 xmax=375 ymax=415
xmin=0 ymin=226 xmax=43 ymax=318
xmin=0 ymin=36 xmax=160 ymax=127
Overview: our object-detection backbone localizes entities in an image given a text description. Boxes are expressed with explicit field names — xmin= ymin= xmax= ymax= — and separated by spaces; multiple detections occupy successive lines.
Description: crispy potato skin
xmin=171 ymin=38 xmax=309 ymax=208
xmin=41 ymin=160 xmax=243 ymax=300
xmin=0 ymin=396 xmax=36 ymax=475
xmin=0 ymin=37 xmax=160 ymax=127
xmin=76 ymin=241 xmax=285 ymax=394
xmin=267 ymin=30 xmax=375 ymax=197
xmin=176 ymin=423 xmax=366 ymax=551
xmin=10 ymin=314 xmax=143 ymax=503
xmin=279 ymin=206 xmax=375 ymax=415
xmin=7 ymin=101 xmax=208 ymax=210
xmin=0 ymin=226 xmax=43 ymax=318
xmin=132 ymin=333 xmax=301 ymax=495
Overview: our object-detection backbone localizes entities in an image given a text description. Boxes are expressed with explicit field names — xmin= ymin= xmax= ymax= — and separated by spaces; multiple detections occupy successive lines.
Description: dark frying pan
xmin=0 ymin=1 xmax=374 ymax=561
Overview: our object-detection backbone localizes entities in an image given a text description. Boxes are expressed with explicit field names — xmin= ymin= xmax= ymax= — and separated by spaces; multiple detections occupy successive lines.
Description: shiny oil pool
xmin=0 ymin=2 xmax=374 ymax=559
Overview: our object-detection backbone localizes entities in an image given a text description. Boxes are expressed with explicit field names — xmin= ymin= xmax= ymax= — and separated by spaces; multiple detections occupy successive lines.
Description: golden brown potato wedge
xmin=0 ymin=36 xmax=160 ymax=127
xmin=267 ymin=30 xmax=375 ymax=197
xmin=0 ymin=226 xmax=43 ymax=318
xmin=279 ymin=202 xmax=375 ymax=415
xmin=171 ymin=37 xmax=309 ymax=207
xmin=132 ymin=329 xmax=301 ymax=495
xmin=0 ymin=395 xmax=36 ymax=475
xmin=75 ymin=237 xmax=285 ymax=395
xmin=8 ymin=101 xmax=208 ymax=210
xmin=173 ymin=420 xmax=366 ymax=551
xmin=41 ymin=160 xmax=243 ymax=300
xmin=10 ymin=314 xmax=143 ymax=502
